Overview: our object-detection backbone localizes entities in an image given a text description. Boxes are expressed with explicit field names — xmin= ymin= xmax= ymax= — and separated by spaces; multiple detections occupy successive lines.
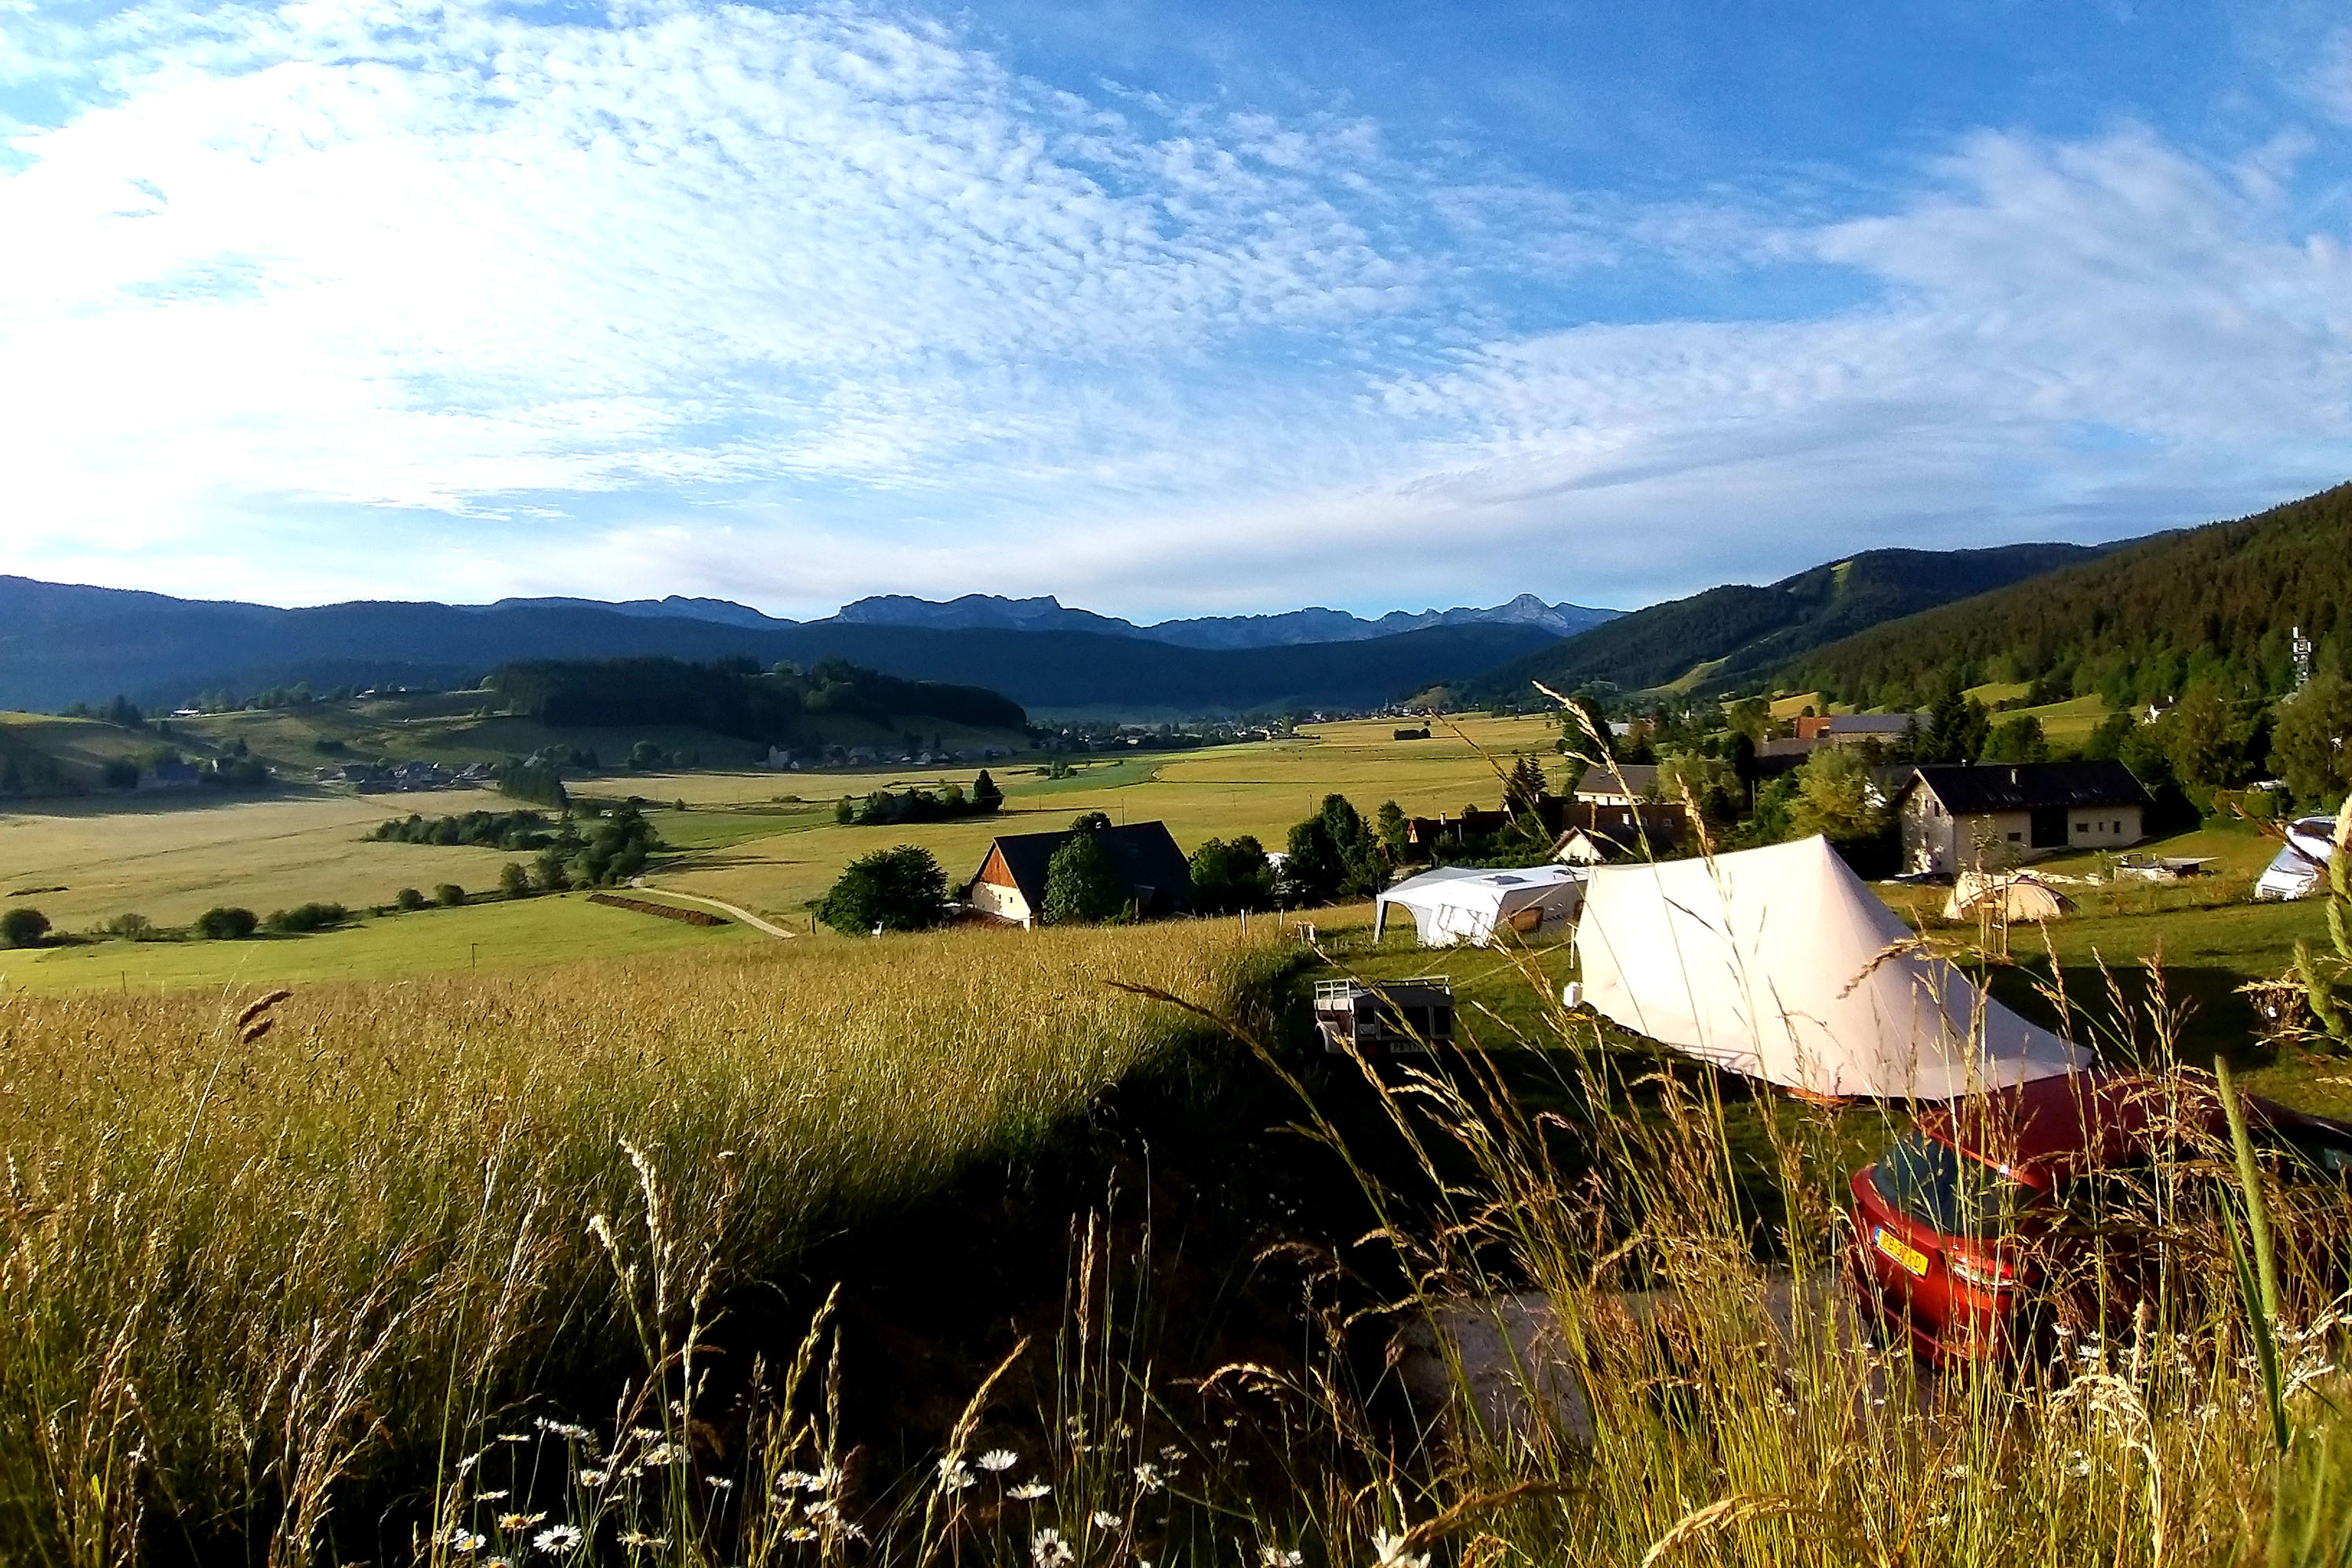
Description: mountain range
xmin=825 ymin=591 xmax=1619 ymax=648
xmin=11 ymin=482 xmax=2341 ymax=722
xmin=481 ymin=590 xmax=1620 ymax=649
xmin=0 ymin=576 xmax=1564 ymax=719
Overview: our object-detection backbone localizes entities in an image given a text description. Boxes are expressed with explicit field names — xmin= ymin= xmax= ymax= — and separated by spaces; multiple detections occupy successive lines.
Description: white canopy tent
xmin=1375 ymin=864 xmax=1586 ymax=948
xmin=1573 ymin=837 xmax=2085 ymax=1100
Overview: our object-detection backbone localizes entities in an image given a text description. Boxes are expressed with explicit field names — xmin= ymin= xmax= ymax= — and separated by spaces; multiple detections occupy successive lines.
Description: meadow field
xmin=0 ymin=715 xmax=1566 ymax=991
xmin=644 ymin=715 xmax=1562 ymax=924
xmin=5 ymin=705 xmax=2351 ymax=1564
xmin=0 ymin=891 xmax=760 ymax=994
xmin=6 ymin=903 xmax=2348 ymax=1567
xmin=0 ymin=920 xmax=1298 ymax=1566
xmin=0 ymin=789 xmax=502 ymax=929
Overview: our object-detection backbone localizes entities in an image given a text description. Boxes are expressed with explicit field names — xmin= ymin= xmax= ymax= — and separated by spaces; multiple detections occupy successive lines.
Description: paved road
xmin=628 ymin=878 xmax=799 ymax=939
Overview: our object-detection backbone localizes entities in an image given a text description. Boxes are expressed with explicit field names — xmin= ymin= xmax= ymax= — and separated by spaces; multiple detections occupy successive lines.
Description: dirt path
xmin=629 ymin=878 xmax=799 ymax=939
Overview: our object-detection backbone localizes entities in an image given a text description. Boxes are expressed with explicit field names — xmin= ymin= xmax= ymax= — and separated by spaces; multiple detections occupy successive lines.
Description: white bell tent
xmin=1374 ymin=864 xmax=1586 ymax=948
xmin=1573 ymin=837 xmax=2085 ymax=1099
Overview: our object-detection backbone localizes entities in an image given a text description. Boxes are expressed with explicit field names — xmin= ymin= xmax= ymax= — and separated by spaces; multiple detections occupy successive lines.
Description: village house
xmin=1569 ymin=762 xmax=1660 ymax=809
xmin=1895 ymin=761 xmax=2153 ymax=874
xmin=964 ymin=821 xmax=1194 ymax=928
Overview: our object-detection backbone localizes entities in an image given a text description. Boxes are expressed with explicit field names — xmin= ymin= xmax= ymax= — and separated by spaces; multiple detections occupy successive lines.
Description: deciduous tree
xmin=818 ymin=845 xmax=948 ymax=935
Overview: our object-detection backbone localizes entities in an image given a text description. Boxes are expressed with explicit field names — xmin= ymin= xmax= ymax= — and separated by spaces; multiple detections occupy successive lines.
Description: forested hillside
xmin=1466 ymin=542 xmax=2100 ymax=698
xmin=1789 ymin=483 xmax=2352 ymax=709
xmin=487 ymin=657 xmax=1026 ymax=738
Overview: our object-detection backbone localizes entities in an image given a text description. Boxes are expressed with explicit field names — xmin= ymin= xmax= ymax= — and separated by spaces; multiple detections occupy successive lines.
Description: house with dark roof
xmin=1570 ymin=762 xmax=1661 ymax=808
xmin=1895 ymin=761 xmax=2154 ymax=874
xmin=964 ymin=821 xmax=1194 ymax=927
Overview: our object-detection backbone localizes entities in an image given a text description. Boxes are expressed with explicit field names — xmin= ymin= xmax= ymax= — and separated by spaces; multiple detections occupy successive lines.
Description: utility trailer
xmin=1312 ymin=977 xmax=1454 ymax=1055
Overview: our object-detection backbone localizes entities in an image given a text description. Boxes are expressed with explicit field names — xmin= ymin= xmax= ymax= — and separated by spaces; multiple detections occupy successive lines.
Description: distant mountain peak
xmin=479 ymin=594 xmax=793 ymax=630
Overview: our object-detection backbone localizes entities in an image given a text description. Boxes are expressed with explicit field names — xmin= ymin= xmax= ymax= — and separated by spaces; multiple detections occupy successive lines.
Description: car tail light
xmin=1946 ymin=1250 xmax=2013 ymax=1290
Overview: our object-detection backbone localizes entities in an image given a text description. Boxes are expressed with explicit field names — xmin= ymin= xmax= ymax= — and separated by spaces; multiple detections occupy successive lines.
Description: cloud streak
xmin=2 ymin=1 xmax=2350 ymax=615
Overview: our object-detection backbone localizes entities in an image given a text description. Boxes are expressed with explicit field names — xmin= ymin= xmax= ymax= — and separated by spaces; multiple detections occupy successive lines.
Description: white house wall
xmin=970 ymin=879 xmax=1032 ymax=927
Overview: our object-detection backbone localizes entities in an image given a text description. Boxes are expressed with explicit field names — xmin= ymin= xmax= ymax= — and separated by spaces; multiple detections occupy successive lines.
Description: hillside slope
xmin=1465 ymin=542 xmax=2103 ymax=699
xmin=0 ymin=578 xmax=1555 ymax=717
xmin=1788 ymin=483 xmax=2352 ymax=708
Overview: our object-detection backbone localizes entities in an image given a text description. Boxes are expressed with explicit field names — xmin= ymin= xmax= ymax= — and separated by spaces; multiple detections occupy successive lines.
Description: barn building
xmin=964 ymin=821 xmax=1195 ymax=927
xmin=1895 ymin=761 xmax=2152 ymax=874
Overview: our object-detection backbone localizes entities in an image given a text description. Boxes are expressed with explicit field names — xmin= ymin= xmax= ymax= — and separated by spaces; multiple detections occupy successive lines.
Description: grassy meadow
xmin=648 ymin=716 xmax=1561 ymax=923
xmin=0 ymin=715 xmax=1566 ymax=995
xmin=0 ymin=891 xmax=761 ymax=994
xmin=4 ymin=705 xmax=2350 ymax=1565
xmin=0 ymin=789 xmax=504 ymax=929
xmin=9 ymin=906 xmax=2346 ymax=1567
xmin=0 ymin=920 xmax=1295 ymax=1566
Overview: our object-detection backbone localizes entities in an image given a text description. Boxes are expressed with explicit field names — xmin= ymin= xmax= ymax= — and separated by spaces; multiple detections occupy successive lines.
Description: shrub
xmin=435 ymin=883 xmax=468 ymax=908
xmin=106 ymin=912 xmax=154 ymax=941
xmin=816 ymin=845 xmax=947 ymax=935
xmin=263 ymin=902 xmax=349 ymax=935
xmin=499 ymin=863 xmax=532 ymax=900
xmin=194 ymin=906 xmax=258 ymax=941
xmin=1188 ymin=836 xmax=1275 ymax=915
xmin=370 ymin=810 xmax=552 ymax=850
xmin=1 ymin=907 xmax=50 ymax=949
xmin=395 ymin=887 xmax=428 ymax=911
xmin=100 ymin=758 xmax=139 ymax=790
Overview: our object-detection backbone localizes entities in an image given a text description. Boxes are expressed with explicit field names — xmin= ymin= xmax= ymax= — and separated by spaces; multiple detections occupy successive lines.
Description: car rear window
xmin=1871 ymin=1131 xmax=2034 ymax=1238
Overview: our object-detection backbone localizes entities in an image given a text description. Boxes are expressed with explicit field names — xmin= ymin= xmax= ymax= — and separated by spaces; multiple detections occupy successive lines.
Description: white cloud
xmin=0 ymin=3 xmax=2349 ymax=617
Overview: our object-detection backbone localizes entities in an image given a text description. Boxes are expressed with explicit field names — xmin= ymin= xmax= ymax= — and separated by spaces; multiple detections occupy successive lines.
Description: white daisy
xmin=532 ymin=1523 xmax=583 ymax=1554
xmin=977 ymin=1449 xmax=1020 ymax=1473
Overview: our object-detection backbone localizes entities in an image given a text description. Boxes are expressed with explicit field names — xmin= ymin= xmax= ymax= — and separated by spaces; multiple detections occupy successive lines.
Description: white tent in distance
xmin=1572 ymin=836 xmax=2085 ymax=1100
xmin=1375 ymin=864 xmax=1586 ymax=948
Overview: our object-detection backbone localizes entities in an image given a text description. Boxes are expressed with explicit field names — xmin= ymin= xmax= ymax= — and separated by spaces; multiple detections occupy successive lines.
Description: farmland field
xmin=0 ymin=789 xmax=507 ymax=929
xmin=651 ymin=715 xmax=1566 ymax=920
xmin=0 ymin=890 xmax=759 ymax=993
xmin=2 ymin=715 xmax=1573 ymax=989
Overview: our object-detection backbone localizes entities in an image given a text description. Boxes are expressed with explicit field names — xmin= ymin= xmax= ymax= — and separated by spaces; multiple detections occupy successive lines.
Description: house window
xmin=2075 ymin=822 xmax=2089 ymax=833
xmin=2006 ymin=831 xmax=2022 ymax=842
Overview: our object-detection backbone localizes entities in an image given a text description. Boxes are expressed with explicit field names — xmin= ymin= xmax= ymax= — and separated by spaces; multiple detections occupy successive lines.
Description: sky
xmin=3 ymin=1 xmax=2351 ymax=622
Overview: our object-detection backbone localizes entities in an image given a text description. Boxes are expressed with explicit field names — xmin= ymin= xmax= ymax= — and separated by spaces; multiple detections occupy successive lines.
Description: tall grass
xmin=10 ymin=884 xmax=2352 ymax=1566
xmin=0 ymin=924 xmax=1290 ymax=1566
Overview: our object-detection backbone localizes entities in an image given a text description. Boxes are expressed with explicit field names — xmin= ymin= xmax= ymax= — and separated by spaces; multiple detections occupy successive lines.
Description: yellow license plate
xmin=1873 ymin=1225 xmax=1929 ymax=1278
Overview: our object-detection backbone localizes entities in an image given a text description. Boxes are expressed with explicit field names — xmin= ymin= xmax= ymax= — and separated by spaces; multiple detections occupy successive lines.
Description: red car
xmin=1849 ymin=1069 xmax=2352 ymax=1363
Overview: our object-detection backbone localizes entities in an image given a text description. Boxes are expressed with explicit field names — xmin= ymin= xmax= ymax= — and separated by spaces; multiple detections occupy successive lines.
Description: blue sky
xmin=3 ymin=1 xmax=2350 ymax=620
